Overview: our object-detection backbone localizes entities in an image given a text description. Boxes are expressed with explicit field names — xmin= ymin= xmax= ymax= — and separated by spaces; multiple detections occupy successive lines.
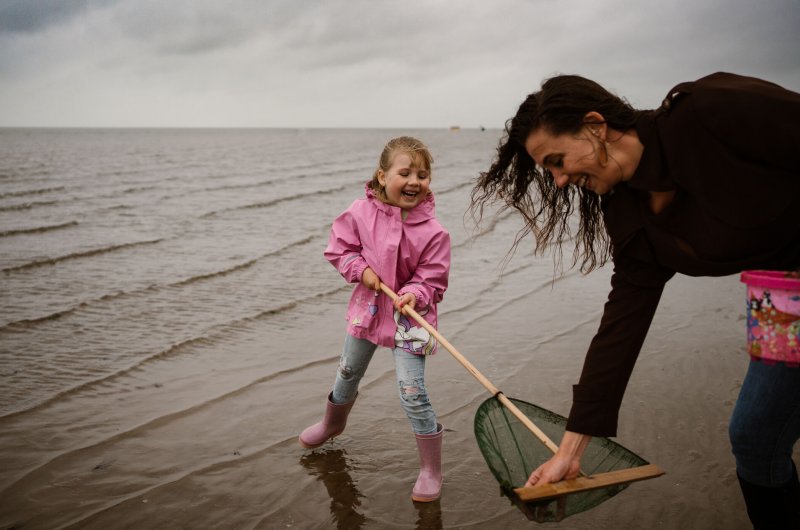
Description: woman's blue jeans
xmin=331 ymin=334 xmax=438 ymax=435
xmin=729 ymin=359 xmax=800 ymax=486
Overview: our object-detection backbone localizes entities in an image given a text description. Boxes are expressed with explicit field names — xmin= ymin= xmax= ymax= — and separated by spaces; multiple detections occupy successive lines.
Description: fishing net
xmin=378 ymin=283 xmax=661 ymax=522
xmin=474 ymin=396 xmax=652 ymax=523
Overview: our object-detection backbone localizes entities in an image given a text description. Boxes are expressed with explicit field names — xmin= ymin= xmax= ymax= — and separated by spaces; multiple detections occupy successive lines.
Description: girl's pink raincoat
xmin=325 ymin=184 xmax=450 ymax=355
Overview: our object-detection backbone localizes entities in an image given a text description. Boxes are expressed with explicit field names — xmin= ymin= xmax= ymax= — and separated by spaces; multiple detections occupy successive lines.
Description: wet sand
xmin=3 ymin=268 xmax=789 ymax=529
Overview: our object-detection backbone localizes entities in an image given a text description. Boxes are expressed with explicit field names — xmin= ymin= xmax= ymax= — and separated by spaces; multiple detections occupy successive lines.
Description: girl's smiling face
xmin=377 ymin=152 xmax=431 ymax=209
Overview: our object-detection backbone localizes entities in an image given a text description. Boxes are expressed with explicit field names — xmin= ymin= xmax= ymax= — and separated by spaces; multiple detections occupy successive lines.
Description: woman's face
xmin=524 ymin=126 xmax=622 ymax=195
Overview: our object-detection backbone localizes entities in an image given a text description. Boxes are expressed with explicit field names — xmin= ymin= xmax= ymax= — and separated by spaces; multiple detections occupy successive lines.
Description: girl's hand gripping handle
xmin=361 ymin=267 xmax=381 ymax=291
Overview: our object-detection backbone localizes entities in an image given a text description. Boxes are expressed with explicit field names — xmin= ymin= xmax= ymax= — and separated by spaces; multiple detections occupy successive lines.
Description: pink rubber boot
xmin=299 ymin=392 xmax=356 ymax=449
xmin=411 ymin=423 xmax=443 ymax=502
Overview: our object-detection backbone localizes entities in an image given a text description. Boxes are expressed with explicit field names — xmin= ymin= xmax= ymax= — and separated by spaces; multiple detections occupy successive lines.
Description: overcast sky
xmin=1 ymin=0 xmax=798 ymax=128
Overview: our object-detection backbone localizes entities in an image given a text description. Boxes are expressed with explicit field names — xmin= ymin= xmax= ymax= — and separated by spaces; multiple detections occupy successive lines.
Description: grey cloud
xmin=0 ymin=0 xmax=122 ymax=33
xmin=0 ymin=0 xmax=798 ymax=127
xmin=108 ymin=0 xmax=300 ymax=56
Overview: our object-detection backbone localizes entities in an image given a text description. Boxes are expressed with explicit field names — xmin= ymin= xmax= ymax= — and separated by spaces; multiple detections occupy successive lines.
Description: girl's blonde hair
xmin=368 ymin=136 xmax=433 ymax=202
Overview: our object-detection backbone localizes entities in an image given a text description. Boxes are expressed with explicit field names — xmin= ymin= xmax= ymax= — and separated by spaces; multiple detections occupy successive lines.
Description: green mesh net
xmin=474 ymin=396 xmax=651 ymax=523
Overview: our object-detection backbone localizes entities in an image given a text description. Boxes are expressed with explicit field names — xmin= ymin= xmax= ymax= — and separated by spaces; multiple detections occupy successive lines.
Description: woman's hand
xmin=525 ymin=431 xmax=591 ymax=487
xmin=361 ymin=267 xmax=381 ymax=291
xmin=525 ymin=454 xmax=580 ymax=487
xmin=394 ymin=293 xmax=416 ymax=314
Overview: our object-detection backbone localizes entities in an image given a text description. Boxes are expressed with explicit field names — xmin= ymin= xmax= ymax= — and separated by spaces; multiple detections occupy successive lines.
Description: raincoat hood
xmin=364 ymin=182 xmax=437 ymax=225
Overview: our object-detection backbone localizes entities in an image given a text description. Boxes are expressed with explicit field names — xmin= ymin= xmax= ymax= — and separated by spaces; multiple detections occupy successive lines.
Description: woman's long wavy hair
xmin=470 ymin=75 xmax=643 ymax=273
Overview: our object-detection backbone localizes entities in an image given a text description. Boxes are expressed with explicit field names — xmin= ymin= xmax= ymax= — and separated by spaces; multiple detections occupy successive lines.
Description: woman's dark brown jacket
xmin=567 ymin=72 xmax=800 ymax=436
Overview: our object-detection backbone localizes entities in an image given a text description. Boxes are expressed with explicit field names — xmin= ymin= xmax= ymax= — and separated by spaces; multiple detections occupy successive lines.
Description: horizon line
xmin=0 ymin=125 xmax=499 ymax=131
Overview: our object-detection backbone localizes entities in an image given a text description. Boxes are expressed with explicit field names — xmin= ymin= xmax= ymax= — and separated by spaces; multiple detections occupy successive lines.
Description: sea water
xmin=0 ymin=127 xmax=506 ymax=417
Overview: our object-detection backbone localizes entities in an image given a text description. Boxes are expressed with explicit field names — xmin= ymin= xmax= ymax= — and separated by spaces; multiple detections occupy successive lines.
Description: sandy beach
xmin=1 ymin=128 xmax=794 ymax=529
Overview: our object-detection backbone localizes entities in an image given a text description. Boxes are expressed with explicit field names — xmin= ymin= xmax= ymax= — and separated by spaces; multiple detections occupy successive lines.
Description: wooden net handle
xmin=379 ymin=283 xmax=559 ymax=454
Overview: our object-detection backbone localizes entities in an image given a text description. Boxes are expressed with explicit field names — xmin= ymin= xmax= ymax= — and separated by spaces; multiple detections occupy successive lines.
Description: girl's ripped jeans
xmin=331 ymin=334 xmax=438 ymax=435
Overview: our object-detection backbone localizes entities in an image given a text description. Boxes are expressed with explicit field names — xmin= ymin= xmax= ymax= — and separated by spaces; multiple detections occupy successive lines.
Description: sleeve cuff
xmin=565 ymin=384 xmax=620 ymax=437
xmin=398 ymin=284 xmax=427 ymax=309
xmin=352 ymin=260 xmax=369 ymax=283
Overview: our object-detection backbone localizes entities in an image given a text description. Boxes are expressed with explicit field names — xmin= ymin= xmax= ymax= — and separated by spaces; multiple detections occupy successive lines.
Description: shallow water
xmin=0 ymin=128 xmax=766 ymax=528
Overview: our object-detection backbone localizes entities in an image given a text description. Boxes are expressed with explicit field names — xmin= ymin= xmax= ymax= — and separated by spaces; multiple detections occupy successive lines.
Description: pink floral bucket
xmin=740 ymin=270 xmax=800 ymax=367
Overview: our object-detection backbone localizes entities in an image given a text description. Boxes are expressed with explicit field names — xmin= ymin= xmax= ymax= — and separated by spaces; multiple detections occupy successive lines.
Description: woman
xmin=470 ymin=72 xmax=800 ymax=528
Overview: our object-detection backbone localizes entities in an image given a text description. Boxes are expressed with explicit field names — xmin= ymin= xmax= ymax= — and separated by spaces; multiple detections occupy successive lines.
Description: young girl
xmin=299 ymin=136 xmax=451 ymax=502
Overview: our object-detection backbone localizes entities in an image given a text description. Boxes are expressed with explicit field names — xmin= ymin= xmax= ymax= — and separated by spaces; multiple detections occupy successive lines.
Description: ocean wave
xmin=0 ymin=168 xmax=53 ymax=181
xmin=169 ymin=234 xmax=317 ymax=287
xmin=0 ymin=186 xmax=67 ymax=199
xmin=0 ymin=221 xmax=79 ymax=238
xmin=0 ymin=234 xmax=320 ymax=329
xmin=436 ymin=180 xmax=474 ymax=195
xmin=0 ymin=199 xmax=60 ymax=212
xmin=201 ymin=183 xmax=350 ymax=218
xmin=453 ymin=209 xmax=514 ymax=249
xmin=0 ymin=284 xmax=349 ymax=420
xmin=121 ymin=185 xmax=158 ymax=194
xmin=0 ymin=182 xmax=170 ymax=216
xmin=442 ymin=270 xmax=584 ymax=343
xmin=152 ymin=166 xmax=360 ymax=204
xmin=1 ymin=239 xmax=163 ymax=273
xmin=1 ymin=299 xmax=112 ymax=328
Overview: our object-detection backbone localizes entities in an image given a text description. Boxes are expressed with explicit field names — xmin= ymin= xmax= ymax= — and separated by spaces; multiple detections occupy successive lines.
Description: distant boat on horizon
xmin=448 ymin=125 xmax=487 ymax=131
